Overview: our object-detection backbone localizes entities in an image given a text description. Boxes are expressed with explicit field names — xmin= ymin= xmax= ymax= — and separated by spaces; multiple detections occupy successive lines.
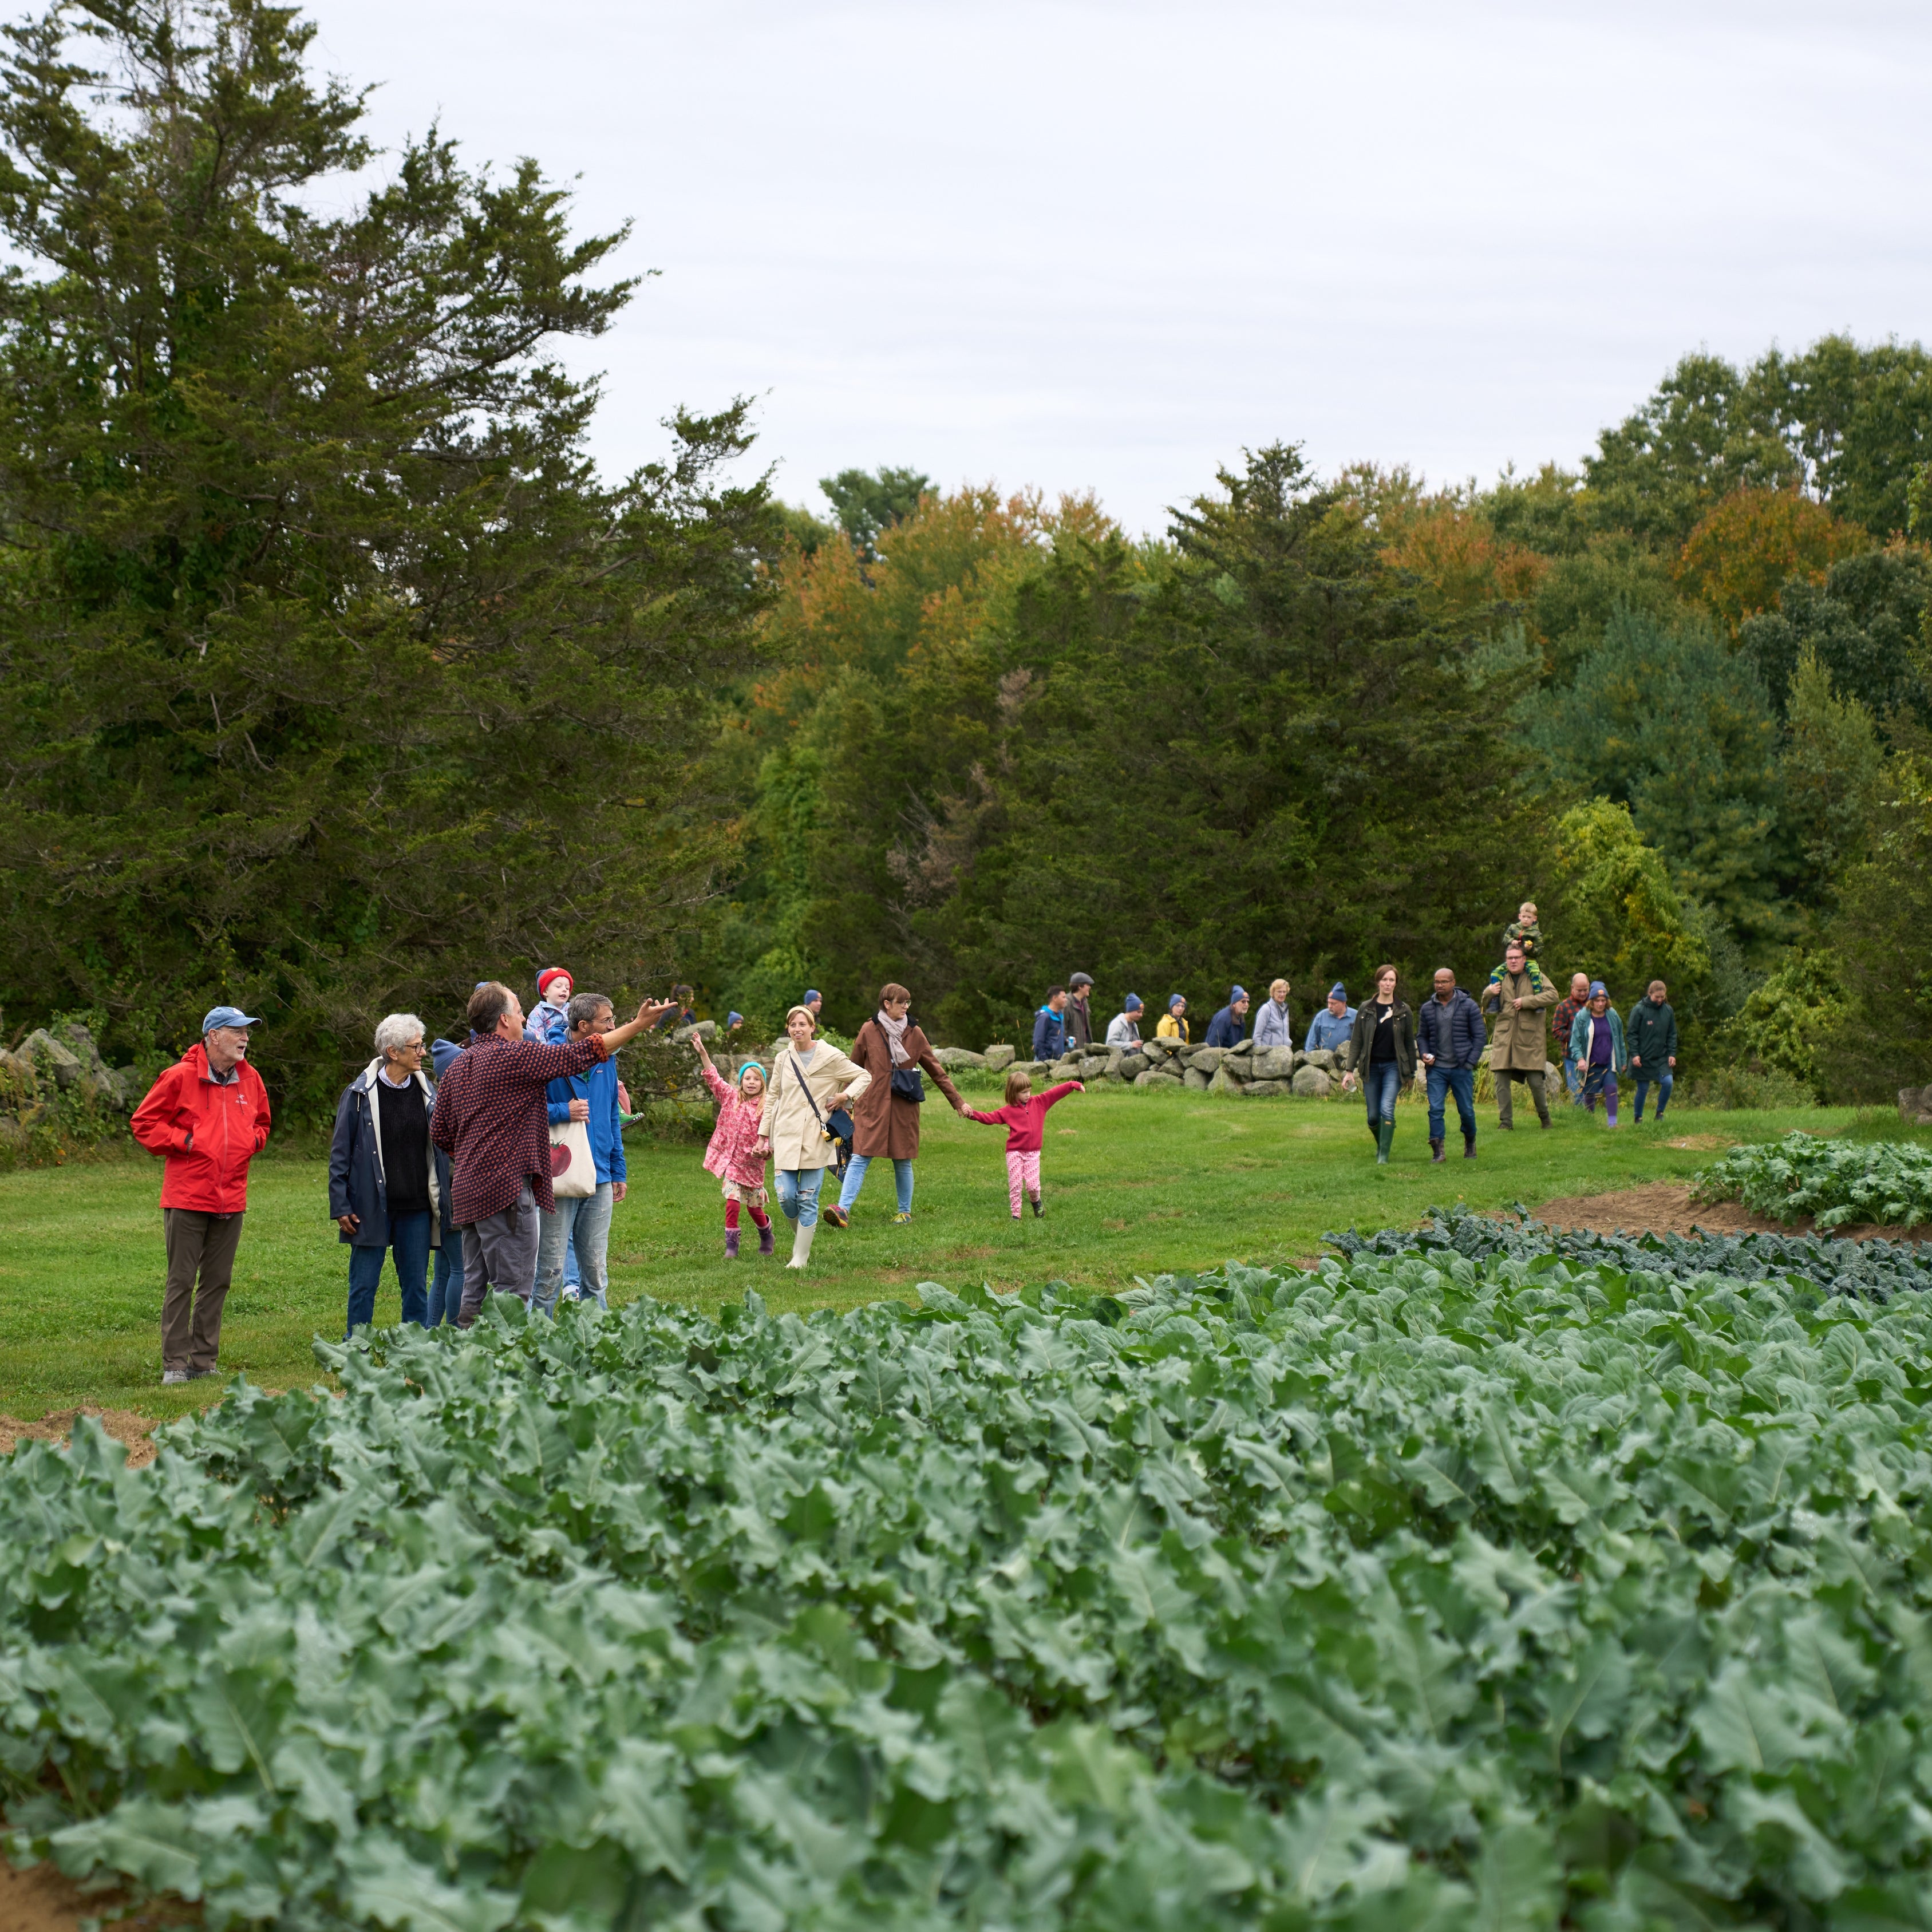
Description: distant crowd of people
xmin=1023 ymin=902 xmax=1679 ymax=1167
xmin=124 ymin=903 xmax=1680 ymax=1383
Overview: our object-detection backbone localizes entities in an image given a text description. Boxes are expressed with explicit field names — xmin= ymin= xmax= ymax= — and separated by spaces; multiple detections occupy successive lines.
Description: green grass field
xmin=0 ymin=1086 xmax=1882 ymax=1421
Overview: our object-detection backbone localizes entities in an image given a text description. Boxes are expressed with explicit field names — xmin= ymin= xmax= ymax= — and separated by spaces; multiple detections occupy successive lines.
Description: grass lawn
xmin=0 ymin=1085 xmax=1884 ymax=1421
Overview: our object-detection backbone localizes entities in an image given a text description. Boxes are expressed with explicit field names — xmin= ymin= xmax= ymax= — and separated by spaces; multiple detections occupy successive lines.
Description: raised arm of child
xmin=1039 ymin=1080 xmax=1084 ymax=1112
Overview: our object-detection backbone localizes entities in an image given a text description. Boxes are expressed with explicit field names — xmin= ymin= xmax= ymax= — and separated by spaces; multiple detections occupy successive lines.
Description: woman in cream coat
xmin=755 ymin=1005 xmax=872 ymax=1268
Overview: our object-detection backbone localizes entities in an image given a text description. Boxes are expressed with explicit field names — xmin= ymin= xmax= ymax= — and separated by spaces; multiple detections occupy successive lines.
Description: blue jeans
xmin=1363 ymin=1061 xmax=1401 ymax=1127
xmin=775 ymin=1167 xmax=825 ymax=1227
xmin=535 ymin=1183 xmax=614 ymax=1317
xmin=1425 ymin=1065 xmax=1476 ymax=1141
xmin=347 ymin=1208 xmax=432 ymax=1334
xmin=1633 ymin=1070 xmax=1672 ymax=1120
xmin=839 ymin=1153 xmax=913 ymax=1214
xmin=1562 ymin=1056 xmax=1582 ymax=1101
xmin=429 ymin=1227 xmax=463 ymax=1327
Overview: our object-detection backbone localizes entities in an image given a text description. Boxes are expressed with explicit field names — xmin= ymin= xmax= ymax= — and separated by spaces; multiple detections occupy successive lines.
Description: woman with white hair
xmin=327 ymin=1012 xmax=442 ymax=1333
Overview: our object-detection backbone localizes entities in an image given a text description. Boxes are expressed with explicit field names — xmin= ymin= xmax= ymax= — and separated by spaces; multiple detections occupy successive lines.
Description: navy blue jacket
xmin=1416 ymin=988 xmax=1487 ymax=1070
xmin=328 ymin=1060 xmax=444 ymax=1249
xmin=1204 ymin=1004 xmax=1247 ymax=1049
xmin=1032 ymin=1005 xmax=1069 ymax=1062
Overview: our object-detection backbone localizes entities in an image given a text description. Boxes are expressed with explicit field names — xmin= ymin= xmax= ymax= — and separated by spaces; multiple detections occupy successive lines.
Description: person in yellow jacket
xmin=1155 ymin=994 xmax=1190 ymax=1041
xmin=754 ymin=1006 xmax=871 ymax=1269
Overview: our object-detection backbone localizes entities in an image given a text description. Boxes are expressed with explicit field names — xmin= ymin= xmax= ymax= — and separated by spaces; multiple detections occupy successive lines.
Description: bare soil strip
xmin=0 ymin=1409 xmax=156 ymax=1467
xmin=1531 ymin=1180 xmax=1932 ymax=1244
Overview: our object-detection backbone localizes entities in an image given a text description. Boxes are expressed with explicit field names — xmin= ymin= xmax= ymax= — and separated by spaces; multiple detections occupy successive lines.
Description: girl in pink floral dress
xmin=692 ymin=1034 xmax=773 ymax=1257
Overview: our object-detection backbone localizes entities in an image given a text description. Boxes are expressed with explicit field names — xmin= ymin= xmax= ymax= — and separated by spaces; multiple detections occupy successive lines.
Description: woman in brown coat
xmin=823 ymin=983 xmax=966 ymax=1226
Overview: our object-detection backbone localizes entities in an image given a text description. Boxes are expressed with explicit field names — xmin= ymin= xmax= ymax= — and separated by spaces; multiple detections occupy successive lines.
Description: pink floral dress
xmin=701 ymin=1062 xmax=768 ymax=1202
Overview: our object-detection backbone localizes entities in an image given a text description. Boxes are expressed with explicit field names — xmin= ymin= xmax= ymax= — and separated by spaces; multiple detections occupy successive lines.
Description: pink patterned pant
xmin=1005 ymin=1149 xmax=1041 ymax=1215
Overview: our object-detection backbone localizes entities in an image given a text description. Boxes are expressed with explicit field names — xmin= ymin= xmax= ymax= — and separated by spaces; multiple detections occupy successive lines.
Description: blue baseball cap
xmin=1123 ymin=993 xmax=1143 ymax=1012
xmin=202 ymin=1005 xmax=260 ymax=1033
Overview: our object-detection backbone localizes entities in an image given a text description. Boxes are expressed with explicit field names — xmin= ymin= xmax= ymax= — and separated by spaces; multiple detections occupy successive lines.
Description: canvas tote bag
xmin=549 ymin=1111 xmax=597 ymax=1198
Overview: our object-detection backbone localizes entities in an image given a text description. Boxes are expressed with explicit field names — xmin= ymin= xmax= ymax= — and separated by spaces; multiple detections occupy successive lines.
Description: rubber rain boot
xmin=725 ymin=1227 xmax=740 ymax=1259
xmin=1376 ymin=1120 xmax=1393 ymax=1165
xmin=1463 ymin=1131 xmax=1476 ymax=1157
xmin=787 ymin=1220 xmax=817 ymax=1270
xmin=1429 ymin=1137 xmax=1444 ymax=1163
xmin=756 ymin=1216 xmax=775 ymax=1255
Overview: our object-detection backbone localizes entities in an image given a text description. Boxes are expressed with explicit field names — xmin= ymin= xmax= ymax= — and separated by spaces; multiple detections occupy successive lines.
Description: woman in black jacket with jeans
xmin=1348 ymin=965 xmax=1417 ymax=1166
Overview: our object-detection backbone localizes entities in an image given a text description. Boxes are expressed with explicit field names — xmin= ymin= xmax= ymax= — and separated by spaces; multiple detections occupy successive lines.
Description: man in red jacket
xmin=130 ymin=1006 xmax=274 ymax=1386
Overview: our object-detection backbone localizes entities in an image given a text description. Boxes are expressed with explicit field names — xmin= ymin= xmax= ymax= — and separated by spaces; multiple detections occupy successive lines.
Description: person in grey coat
xmin=1252 ymin=979 xmax=1295 ymax=1050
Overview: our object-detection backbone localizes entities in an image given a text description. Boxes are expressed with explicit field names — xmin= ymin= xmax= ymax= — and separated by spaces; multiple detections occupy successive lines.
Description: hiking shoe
xmin=823 ymin=1203 xmax=850 ymax=1229
xmin=161 ymin=1369 xmax=189 ymax=1386
xmin=187 ymin=1368 xmax=218 ymax=1380
xmin=892 ymin=1210 xmax=913 ymax=1226
xmin=1429 ymin=1137 xmax=1444 ymax=1163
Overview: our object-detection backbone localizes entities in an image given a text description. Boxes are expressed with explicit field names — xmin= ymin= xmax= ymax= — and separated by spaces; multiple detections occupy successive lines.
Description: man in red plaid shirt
xmin=1550 ymin=971 xmax=1591 ymax=1107
xmin=432 ymin=981 xmax=674 ymax=1322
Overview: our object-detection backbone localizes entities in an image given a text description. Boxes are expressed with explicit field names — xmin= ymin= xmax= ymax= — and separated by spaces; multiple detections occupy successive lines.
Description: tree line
xmin=0 ymin=0 xmax=1926 ymax=1114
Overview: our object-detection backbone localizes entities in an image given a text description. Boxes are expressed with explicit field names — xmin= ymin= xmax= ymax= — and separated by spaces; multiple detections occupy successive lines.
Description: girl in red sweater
xmin=963 ymin=1070 xmax=1082 ymax=1218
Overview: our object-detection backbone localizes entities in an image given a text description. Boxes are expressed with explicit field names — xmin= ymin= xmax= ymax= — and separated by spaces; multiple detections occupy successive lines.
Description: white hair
xmin=374 ymin=1012 xmax=426 ymax=1058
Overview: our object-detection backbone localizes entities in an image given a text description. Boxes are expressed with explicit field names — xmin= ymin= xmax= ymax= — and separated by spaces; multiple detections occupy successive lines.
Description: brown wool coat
xmin=848 ymin=1019 xmax=963 ymax=1161
xmin=1481 ymin=966 xmax=1558 ymax=1070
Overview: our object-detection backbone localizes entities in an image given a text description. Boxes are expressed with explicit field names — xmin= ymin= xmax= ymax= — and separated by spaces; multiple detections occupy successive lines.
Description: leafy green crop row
xmin=7 ymin=1243 xmax=1932 ymax=1930
xmin=1330 ymin=1204 xmax=1932 ymax=1302
xmin=1692 ymin=1133 xmax=1932 ymax=1228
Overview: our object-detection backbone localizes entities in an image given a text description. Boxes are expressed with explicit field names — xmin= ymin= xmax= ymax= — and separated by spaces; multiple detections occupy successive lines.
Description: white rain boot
xmin=787 ymin=1219 xmax=817 ymax=1269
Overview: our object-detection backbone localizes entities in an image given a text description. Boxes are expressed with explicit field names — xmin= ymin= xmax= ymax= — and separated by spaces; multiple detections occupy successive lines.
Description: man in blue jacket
xmin=1204 ymin=986 xmax=1251 ymax=1049
xmin=535 ymin=990 xmax=627 ymax=1316
xmin=1416 ymin=967 xmax=1485 ymax=1163
xmin=1033 ymin=985 xmax=1070 ymax=1062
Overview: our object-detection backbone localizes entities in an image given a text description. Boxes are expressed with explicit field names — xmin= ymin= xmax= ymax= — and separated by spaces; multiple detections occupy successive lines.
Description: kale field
xmin=6 ymin=1226 xmax=1932 ymax=1930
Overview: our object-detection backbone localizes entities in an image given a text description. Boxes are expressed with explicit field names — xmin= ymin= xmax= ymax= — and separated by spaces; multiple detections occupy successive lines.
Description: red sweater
xmin=963 ymin=1081 xmax=1081 ymax=1151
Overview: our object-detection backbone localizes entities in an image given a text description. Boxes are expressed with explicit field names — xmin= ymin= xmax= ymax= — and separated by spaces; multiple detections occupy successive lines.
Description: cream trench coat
xmin=757 ymin=1041 xmax=873 ymax=1172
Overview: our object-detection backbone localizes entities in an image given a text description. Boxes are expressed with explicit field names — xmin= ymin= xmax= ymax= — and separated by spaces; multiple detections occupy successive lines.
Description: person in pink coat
xmin=692 ymin=1033 xmax=773 ymax=1257
xmin=962 ymin=1069 xmax=1084 ymax=1219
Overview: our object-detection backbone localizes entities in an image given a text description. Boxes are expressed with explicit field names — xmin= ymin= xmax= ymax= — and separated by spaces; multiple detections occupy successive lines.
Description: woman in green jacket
xmin=1567 ymin=982 xmax=1627 ymax=1127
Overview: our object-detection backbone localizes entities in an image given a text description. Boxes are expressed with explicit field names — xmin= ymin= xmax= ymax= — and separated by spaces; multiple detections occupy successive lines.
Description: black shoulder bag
xmin=789 ymin=1053 xmax=854 ymax=1172
xmin=878 ymin=1020 xmax=926 ymax=1104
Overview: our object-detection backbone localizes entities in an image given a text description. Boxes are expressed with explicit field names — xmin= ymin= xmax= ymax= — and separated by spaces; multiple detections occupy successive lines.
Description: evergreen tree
xmin=0 ymin=0 xmax=775 ymax=1107
xmin=1526 ymin=607 xmax=1785 ymax=947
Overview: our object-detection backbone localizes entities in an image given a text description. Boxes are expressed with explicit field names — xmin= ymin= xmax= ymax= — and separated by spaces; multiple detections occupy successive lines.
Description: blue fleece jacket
xmin=543 ymin=1018 xmax=626 ymax=1186
xmin=1032 ymin=1005 xmax=1069 ymax=1062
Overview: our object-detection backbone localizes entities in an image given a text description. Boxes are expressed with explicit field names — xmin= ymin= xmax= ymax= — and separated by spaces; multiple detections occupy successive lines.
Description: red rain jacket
xmin=130 ymin=1044 xmax=272 ymax=1213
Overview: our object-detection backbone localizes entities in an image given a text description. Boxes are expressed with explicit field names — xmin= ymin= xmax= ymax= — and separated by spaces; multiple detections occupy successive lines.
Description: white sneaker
xmin=161 ymin=1369 xmax=188 ymax=1385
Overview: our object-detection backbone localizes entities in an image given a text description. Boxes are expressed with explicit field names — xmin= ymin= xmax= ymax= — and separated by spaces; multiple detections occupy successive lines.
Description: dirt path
xmin=1532 ymin=1179 xmax=1932 ymax=1244
xmin=0 ymin=1409 xmax=156 ymax=1467
xmin=0 ymin=1856 xmax=197 ymax=1932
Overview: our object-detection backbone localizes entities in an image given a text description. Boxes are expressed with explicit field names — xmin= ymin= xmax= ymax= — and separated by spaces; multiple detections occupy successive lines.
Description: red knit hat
xmin=536 ymin=967 xmax=572 ymax=998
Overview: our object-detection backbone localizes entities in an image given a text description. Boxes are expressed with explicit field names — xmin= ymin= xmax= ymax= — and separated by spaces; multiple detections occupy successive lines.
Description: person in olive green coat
xmin=1480 ymin=940 xmax=1558 ymax=1128
xmin=1625 ymin=979 xmax=1678 ymax=1122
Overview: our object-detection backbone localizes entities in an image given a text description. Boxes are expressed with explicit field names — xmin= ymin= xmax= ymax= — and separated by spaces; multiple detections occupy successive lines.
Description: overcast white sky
xmin=300 ymin=1 xmax=1932 ymax=535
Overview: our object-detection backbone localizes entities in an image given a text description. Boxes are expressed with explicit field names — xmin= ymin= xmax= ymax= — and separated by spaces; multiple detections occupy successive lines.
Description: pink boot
xmin=754 ymin=1215 xmax=774 ymax=1256
xmin=725 ymin=1227 xmax=740 ymax=1258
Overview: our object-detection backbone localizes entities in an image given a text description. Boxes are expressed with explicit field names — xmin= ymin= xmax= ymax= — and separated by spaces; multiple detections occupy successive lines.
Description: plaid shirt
xmin=429 ymin=1031 xmax=609 ymax=1222
xmin=1552 ymin=995 xmax=1586 ymax=1060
